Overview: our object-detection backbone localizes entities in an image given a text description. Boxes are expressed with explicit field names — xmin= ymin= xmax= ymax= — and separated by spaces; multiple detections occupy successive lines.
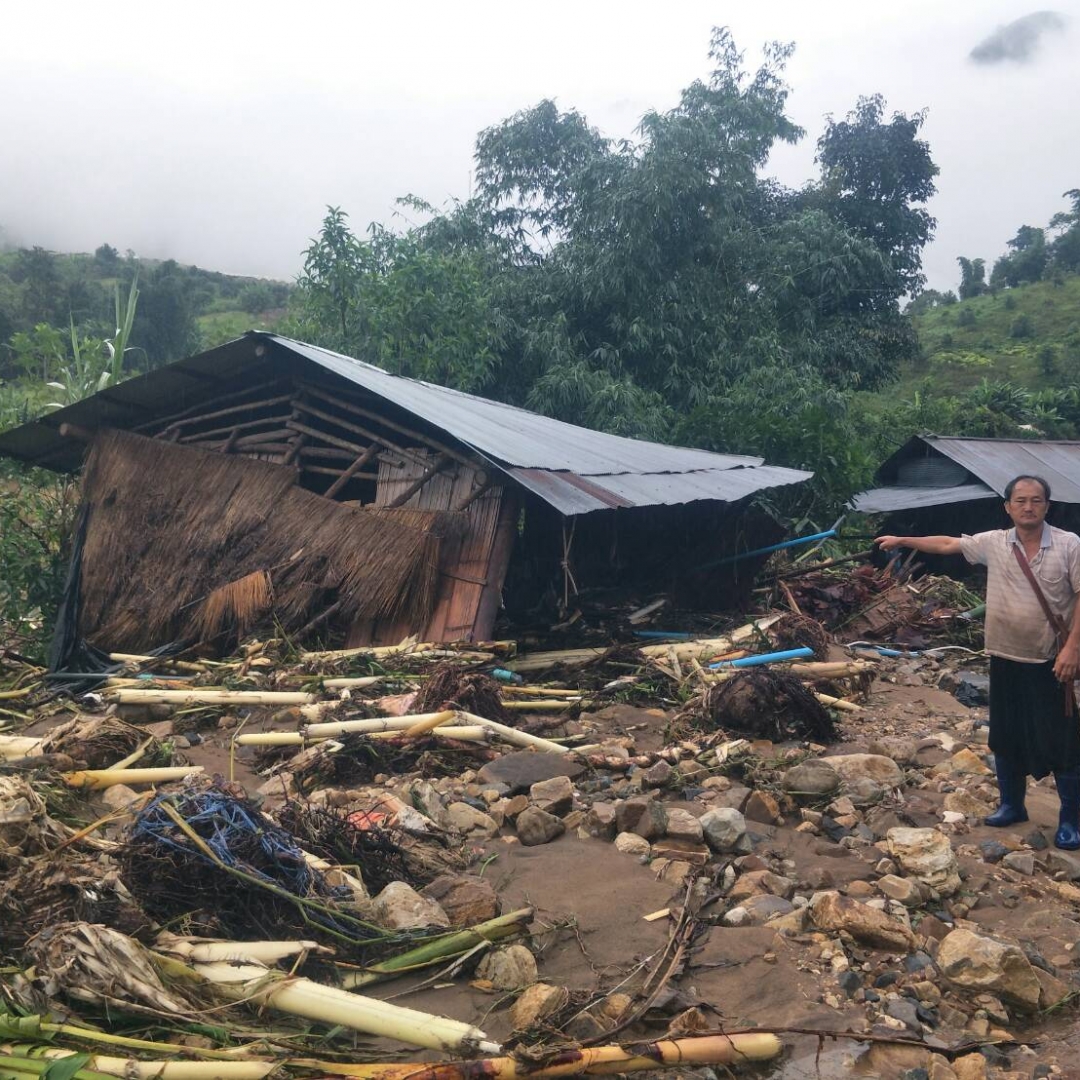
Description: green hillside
xmin=907 ymin=276 xmax=1080 ymax=397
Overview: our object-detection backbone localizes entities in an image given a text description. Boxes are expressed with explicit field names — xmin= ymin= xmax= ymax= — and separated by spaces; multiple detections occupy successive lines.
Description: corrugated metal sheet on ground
xmin=851 ymin=483 xmax=997 ymax=514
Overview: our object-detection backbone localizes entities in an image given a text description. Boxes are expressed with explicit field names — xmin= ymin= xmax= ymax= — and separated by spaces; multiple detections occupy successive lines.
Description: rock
xmin=583 ymin=801 xmax=617 ymax=840
xmin=743 ymin=790 xmax=782 ymax=825
xmin=699 ymin=807 xmax=747 ymax=852
xmin=663 ymin=807 xmax=703 ymax=843
xmin=781 ymin=758 xmax=841 ymax=798
xmin=1033 ymin=966 xmax=1072 ymax=1008
xmin=951 ymin=1055 xmax=987 ymax=1080
xmin=642 ymin=760 xmax=674 ymax=788
xmin=509 ymin=982 xmax=569 ymax=1030
xmin=476 ymin=944 xmax=537 ymax=990
xmin=529 ymin=776 xmax=574 ymax=816
xmin=373 ymin=881 xmax=451 ymax=930
xmin=741 ymin=894 xmax=794 ymax=923
xmin=477 ymin=752 xmax=584 ymax=794
xmin=1023 ymin=827 xmax=1049 ymax=851
xmin=948 ymin=749 xmax=991 ymax=776
xmin=886 ymin=827 xmax=962 ymax=897
xmin=978 ymin=840 xmax=1009 ymax=864
xmin=420 ymin=874 xmax=499 ymax=927
xmin=808 ymin=891 xmax=915 ymax=950
xmin=1001 ymin=851 xmax=1035 ymax=876
xmin=824 ymin=753 xmax=904 ymax=790
xmin=515 ymin=806 xmax=565 ymax=846
xmin=614 ymin=831 xmax=652 ymax=857
xmin=936 ymin=928 xmax=1041 ymax=1010
xmin=877 ymin=874 xmax=926 ymax=908
xmin=100 ymin=784 xmax=140 ymax=810
xmin=867 ymin=736 xmax=919 ymax=765
xmin=615 ymin=796 xmax=667 ymax=840
xmin=444 ymin=802 xmax=500 ymax=838
xmin=943 ymin=791 xmax=989 ymax=818
xmin=727 ymin=869 xmax=796 ymax=903
xmin=886 ymin=997 xmax=922 ymax=1031
xmin=1046 ymin=849 xmax=1080 ymax=879
xmin=845 ymin=776 xmax=888 ymax=806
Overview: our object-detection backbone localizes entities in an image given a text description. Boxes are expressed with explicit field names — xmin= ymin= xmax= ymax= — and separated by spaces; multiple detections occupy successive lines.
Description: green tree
xmin=991 ymin=225 xmax=1048 ymax=287
xmin=813 ymin=94 xmax=938 ymax=296
xmin=957 ymin=256 xmax=987 ymax=299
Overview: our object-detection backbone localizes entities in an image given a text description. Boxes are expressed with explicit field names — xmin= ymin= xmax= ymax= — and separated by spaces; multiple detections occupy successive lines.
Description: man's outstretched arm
xmin=876 ymin=535 xmax=963 ymax=556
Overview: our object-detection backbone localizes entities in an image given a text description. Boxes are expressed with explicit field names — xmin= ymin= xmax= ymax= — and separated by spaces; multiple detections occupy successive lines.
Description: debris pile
xmin=5 ymin=570 xmax=1080 ymax=1080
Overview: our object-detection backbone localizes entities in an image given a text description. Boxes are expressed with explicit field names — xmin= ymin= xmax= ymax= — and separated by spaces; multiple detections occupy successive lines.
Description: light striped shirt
xmin=960 ymin=524 xmax=1080 ymax=663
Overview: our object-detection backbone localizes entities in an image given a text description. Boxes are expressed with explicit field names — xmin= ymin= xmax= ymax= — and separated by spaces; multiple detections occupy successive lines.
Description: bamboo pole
xmin=0 ymin=735 xmax=44 ymax=760
xmin=500 ymin=699 xmax=579 ymax=711
xmin=322 ymin=676 xmax=386 ymax=689
xmin=500 ymin=686 xmax=580 ymax=697
xmin=293 ymin=398 xmax=434 ymax=471
xmin=340 ymin=908 xmax=534 ymax=988
xmin=788 ymin=661 xmax=876 ymax=677
xmin=507 ymin=617 xmax=781 ymax=673
xmin=301 ymin=1033 xmax=783 ymax=1078
xmin=109 ymin=689 xmax=317 ymax=706
xmin=403 ymin=710 xmax=457 ymax=738
xmin=369 ymin=725 xmax=488 ymax=742
xmin=814 ymin=692 xmax=863 ymax=713
xmin=303 ymin=712 xmax=458 ymax=738
xmin=0 ymin=1046 xmax=275 ymax=1080
xmin=190 ymin=961 xmax=501 ymax=1055
xmin=63 ymin=766 xmax=205 ymax=789
xmin=458 ymin=711 xmax=568 ymax=753
xmin=107 ymin=653 xmax=209 ymax=673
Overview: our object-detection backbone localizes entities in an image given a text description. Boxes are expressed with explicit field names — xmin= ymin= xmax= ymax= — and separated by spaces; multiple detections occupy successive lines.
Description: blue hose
xmin=697 ymin=530 xmax=837 ymax=572
xmin=709 ymin=646 xmax=814 ymax=670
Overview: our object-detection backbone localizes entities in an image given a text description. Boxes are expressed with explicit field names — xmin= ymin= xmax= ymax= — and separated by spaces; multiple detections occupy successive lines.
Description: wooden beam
xmin=297 ymin=381 xmax=479 ymax=469
xmin=131 ymin=378 xmax=290 ymax=433
xmin=302 ymin=464 xmax=379 ymax=479
xmin=386 ymin=452 xmax=452 ymax=508
xmin=286 ymin=418 xmax=370 ymax=458
xmin=293 ymin=396 xmax=431 ymax=471
xmin=324 ymin=442 xmax=383 ymax=500
xmin=157 ymin=393 xmax=295 ymax=436
xmin=177 ymin=413 xmax=293 ymax=443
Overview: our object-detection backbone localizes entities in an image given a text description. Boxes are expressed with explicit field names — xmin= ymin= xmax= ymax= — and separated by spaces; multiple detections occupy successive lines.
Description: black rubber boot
xmin=1054 ymin=771 xmax=1080 ymax=850
xmin=985 ymin=756 xmax=1029 ymax=827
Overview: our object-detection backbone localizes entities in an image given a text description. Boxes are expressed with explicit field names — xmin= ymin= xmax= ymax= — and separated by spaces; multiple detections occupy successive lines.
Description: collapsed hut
xmin=0 ymin=333 xmax=811 ymax=657
xmin=852 ymin=434 xmax=1080 ymax=574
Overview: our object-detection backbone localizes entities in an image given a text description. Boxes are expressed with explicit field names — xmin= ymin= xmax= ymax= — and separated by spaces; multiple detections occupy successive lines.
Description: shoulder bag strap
xmin=1011 ymin=543 xmax=1076 ymax=717
xmin=1011 ymin=543 xmax=1069 ymax=638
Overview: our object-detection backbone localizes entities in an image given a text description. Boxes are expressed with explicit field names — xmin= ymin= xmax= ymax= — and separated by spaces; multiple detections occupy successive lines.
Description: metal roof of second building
xmin=852 ymin=434 xmax=1080 ymax=512
xmin=0 ymin=332 xmax=812 ymax=515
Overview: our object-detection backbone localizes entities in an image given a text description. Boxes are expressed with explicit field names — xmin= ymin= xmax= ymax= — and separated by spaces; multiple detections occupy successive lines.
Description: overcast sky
xmin=1 ymin=1 xmax=1076 ymax=293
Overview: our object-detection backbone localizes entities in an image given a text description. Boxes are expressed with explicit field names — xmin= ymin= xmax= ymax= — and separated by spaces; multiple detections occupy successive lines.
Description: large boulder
xmin=937 ymin=928 xmax=1041 ymax=1010
xmin=699 ymin=807 xmax=747 ymax=853
xmin=823 ymin=753 xmax=904 ymax=790
xmin=781 ymin=759 xmax=841 ymax=798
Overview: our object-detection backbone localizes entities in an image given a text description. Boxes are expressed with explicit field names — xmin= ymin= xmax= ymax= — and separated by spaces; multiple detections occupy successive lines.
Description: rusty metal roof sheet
xmin=0 ymin=332 xmax=812 ymax=514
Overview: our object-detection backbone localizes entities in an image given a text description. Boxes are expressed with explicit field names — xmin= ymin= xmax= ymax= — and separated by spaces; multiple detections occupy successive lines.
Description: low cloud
xmin=970 ymin=10 xmax=1068 ymax=64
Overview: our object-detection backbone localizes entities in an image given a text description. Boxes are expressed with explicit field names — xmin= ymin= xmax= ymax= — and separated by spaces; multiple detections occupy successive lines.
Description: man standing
xmin=877 ymin=475 xmax=1080 ymax=850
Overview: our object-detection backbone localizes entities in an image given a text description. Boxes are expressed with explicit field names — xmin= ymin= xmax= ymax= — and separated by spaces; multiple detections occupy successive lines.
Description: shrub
xmin=1009 ymin=314 xmax=1034 ymax=339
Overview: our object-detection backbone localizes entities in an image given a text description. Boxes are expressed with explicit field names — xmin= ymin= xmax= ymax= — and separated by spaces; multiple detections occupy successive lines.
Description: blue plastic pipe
xmin=633 ymin=630 xmax=693 ymax=640
xmin=697 ymin=530 xmax=838 ymax=572
xmin=708 ymin=646 xmax=814 ymax=670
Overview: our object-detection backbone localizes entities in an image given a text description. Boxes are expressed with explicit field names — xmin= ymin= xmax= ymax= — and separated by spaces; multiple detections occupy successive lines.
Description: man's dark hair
xmin=1004 ymin=474 xmax=1051 ymax=501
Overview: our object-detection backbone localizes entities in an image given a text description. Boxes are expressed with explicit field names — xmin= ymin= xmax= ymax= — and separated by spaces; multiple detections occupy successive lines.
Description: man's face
xmin=1005 ymin=480 xmax=1050 ymax=531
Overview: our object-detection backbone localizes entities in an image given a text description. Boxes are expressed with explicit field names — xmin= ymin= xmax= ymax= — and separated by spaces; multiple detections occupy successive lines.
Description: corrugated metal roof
xmin=508 ymin=464 xmax=812 ymax=516
xmin=0 ymin=332 xmax=812 ymax=514
xmin=851 ymin=434 xmax=1080 ymax=512
xmin=276 ymin=337 xmax=763 ymax=475
xmin=925 ymin=435 xmax=1080 ymax=503
xmin=851 ymin=483 xmax=996 ymax=514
